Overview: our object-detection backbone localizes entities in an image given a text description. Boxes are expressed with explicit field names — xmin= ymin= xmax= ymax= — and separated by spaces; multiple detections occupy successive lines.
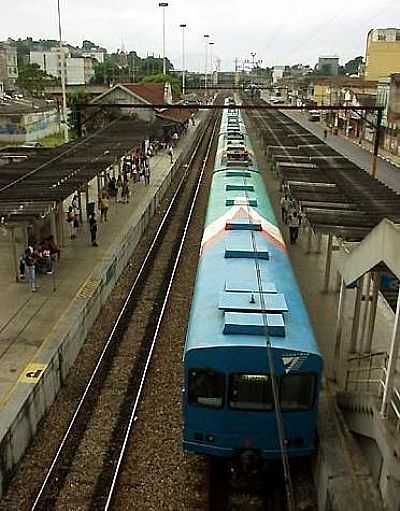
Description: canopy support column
xmin=323 ymin=233 xmax=333 ymax=293
xmin=334 ymin=277 xmax=347 ymax=382
xmin=350 ymin=275 xmax=364 ymax=353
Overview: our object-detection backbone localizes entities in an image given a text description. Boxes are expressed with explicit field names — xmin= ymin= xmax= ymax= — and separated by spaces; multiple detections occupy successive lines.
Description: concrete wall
xmin=0 ymin=115 xmax=208 ymax=498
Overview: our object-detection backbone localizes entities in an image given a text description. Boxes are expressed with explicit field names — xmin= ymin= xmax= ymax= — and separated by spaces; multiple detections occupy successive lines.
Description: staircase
xmin=336 ymin=351 xmax=400 ymax=511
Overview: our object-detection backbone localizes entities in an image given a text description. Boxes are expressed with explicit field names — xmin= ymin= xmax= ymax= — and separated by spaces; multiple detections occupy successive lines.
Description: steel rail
xmin=30 ymin=114 xmax=214 ymax=511
xmin=103 ymin=115 xmax=219 ymax=511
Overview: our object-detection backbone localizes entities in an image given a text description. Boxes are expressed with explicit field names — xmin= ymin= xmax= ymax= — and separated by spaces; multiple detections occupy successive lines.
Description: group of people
xmin=280 ymin=181 xmax=303 ymax=245
xmin=19 ymin=236 xmax=61 ymax=292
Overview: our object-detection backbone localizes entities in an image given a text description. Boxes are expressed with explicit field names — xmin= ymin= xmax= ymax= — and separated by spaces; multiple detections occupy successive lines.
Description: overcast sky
xmin=2 ymin=0 xmax=400 ymax=71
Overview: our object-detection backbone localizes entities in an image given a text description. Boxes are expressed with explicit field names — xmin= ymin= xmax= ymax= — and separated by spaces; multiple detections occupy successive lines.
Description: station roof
xmin=0 ymin=118 xmax=159 ymax=224
xmin=252 ymin=101 xmax=400 ymax=242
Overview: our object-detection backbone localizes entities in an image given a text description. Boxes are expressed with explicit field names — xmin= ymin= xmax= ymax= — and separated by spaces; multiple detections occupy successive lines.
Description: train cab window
xmin=188 ymin=369 xmax=225 ymax=408
xmin=229 ymin=373 xmax=273 ymax=410
xmin=280 ymin=374 xmax=315 ymax=410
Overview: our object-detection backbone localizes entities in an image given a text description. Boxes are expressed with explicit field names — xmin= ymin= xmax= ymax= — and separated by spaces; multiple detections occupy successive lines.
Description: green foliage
xmin=344 ymin=56 xmax=363 ymax=76
xmin=141 ymin=73 xmax=181 ymax=96
xmin=16 ymin=63 xmax=53 ymax=96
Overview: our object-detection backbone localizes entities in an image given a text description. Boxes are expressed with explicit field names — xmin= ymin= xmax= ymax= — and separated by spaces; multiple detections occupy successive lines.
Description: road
xmin=284 ymin=110 xmax=400 ymax=194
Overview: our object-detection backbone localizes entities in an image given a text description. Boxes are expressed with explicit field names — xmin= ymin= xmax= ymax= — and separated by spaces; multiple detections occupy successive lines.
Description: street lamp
xmin=203 ymin=34 xmax=210 ymax=91
xmin=57 ymin=0 xmax=68 ymax=142
xmin=159 ymin=2 xmax=168 ymax=75
xmin=179 ymin=23 xmax=187 ymax=96
xmin=209 ymin=42 xmax=215 ymax=86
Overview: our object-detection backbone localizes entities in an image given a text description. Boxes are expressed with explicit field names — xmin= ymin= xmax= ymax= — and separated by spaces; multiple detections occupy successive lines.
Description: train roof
xmin=185 ymin=109 xmax=321 ymax=359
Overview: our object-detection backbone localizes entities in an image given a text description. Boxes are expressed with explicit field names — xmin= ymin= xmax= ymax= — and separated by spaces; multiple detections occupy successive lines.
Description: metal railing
xmin=345 ymin=351 xmax=400 ymax=430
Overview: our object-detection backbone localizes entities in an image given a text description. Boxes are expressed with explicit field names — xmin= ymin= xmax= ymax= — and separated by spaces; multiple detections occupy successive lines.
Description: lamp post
xmin=209 ymin=42 xmax=215 ymax=86
xmin=159 ymin=2 xmax=168 ymax=75
xmin=57 ymin=0 xmax=68 ymax=142
xmin=203 ymin=34 xmax=210 ymax=91
xmin=180 ymin=23 xmax=187 ymax=96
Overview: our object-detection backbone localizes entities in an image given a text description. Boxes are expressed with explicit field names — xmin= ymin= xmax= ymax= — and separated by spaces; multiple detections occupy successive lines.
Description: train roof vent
xmin=225 ymin=219 xmax=261 ymax=231
xmin=219 ymin=291 xmax=288 ymax=314
xmin=225 ymin=197 xmax=258 ymax=207
xmin=226 ymin=184 xmax=254 ymax=192
xmin=223 ymin=312 xmax=285 ymax=337
xmin=225 ymin=279 xmax=277 ymax=293
xmin=225 ymin=171 xmax=251 ymax=177
xmin=224 ymin=239 xmax=269 ymax=259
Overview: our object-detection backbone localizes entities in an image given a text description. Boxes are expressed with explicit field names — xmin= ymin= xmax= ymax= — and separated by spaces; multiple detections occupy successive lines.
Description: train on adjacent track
xmin=182 ymin=98 xmax=323 ymax=463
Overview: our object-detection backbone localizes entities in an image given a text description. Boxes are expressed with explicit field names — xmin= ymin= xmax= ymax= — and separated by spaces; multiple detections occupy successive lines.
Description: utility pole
xmin=57 ymin=0 xmax=68 ymax=143
xmin=371 ymin=108 xmax=383 ymax=178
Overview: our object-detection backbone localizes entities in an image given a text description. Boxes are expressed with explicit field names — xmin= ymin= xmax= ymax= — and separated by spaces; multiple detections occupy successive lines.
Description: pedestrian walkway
xmin=0 ymin=112 xmax=205 ymax=496
xmin=285 ymin=110 xmax=400 ymax=193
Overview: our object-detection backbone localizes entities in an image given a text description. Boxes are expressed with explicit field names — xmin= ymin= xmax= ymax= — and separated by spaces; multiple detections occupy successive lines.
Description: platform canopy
xmin=0 ymin=118 xmax=160 ymax=224
xmin=254 ymin=104 xmax=400 ymax=242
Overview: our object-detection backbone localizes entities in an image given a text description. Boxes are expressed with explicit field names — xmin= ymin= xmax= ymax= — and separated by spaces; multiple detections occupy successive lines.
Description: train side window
xmin=229 ymin=373 xmax=273 ymax=410
xmin=188 ymin=369 xmax=225 ymax=408
xmin=280 ymin=373 xmax=315 ymax=411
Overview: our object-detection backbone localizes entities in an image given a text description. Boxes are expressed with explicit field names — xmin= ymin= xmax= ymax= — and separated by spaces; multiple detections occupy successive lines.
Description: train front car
xmin=183 ymin=101 xmax=323 ymax=461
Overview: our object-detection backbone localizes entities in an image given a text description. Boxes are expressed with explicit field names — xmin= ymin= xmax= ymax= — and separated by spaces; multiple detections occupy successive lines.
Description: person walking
xmin=66 ymin=206 xmax=75 ymax=239
xmin=323 ymin=128 xmax=328 ymax=141
xmin=89 ymin=213 xmax=98 ymax=247
xmin=280 ymin=194 xmax=289 ymax=224
xmin=288 ymin=211 xmax=301 ymax=245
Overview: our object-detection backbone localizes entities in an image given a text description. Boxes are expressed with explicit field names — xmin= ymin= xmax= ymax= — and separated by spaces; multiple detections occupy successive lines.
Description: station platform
xmin=247 ymin=115 xmax=395 ymax=510
xmin=0 ymin=113 xmax=205 ymax=495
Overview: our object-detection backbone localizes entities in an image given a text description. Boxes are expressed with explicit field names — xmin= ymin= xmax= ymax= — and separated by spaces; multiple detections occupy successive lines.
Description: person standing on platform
xmin=280 ymin=195 xmax=289 ymax=224
xmin=99 ymin=192 xmax=109 ymax=222
xmin=288 ymin=211 xmax=301 ymax=245
xmin=168 ymin=144 xmax=174 ymax=164
xmin=24 ymin=247 xmax=38 ymax=292
xmin=121 ymin=180 xmax=130 ymax=203
xmin=89 ymin=213 xmax=98 ymax=247
xmin=323 ymin=128 xmax=328 ymax=140
xmin=144 ymin=161 xmax=151 ymax=185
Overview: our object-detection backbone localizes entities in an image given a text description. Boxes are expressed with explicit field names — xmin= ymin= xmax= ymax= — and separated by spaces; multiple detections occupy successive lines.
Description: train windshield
xmin=188 ymin=369 xmax=225 ymax=408
xmin=280 ymin=373 xmax=315 ymax=410
xmin=229 ymin=373 xmax=273 ymax=411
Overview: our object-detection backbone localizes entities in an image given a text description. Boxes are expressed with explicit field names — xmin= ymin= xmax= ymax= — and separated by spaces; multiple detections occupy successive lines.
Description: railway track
xmin=25 ymin=111 xmax=219 ymax=511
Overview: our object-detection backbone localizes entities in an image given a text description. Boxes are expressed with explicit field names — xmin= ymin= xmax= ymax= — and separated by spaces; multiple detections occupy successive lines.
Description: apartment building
xmin=0 ymin=42 xmax=18 ymax=89
xmin=30 ymin=48 xmax=95 ymax=85
xmin=365 ymin=28 xmax=400 ymax=81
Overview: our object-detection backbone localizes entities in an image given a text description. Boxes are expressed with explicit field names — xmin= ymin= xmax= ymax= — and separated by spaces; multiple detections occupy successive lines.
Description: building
xmin=317 ymin=56 xmax=339 ymax=76
xmin=30 ymin=48 xmax=95 ymax=85
xmin=365 ymin=28 xmax=400 ymax=81
xmin=0 ymin=97 xmax=60 ymax=143
xmin=377 ymin=74 xmax=400 ymax=155
xmin=272 ymin=66 xmax=285 ymax=83
xmin=0 ymin=42 xmax=18 ymax=90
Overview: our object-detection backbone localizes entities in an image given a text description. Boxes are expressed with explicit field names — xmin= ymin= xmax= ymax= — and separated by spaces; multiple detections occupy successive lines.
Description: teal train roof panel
xmin=225 ymin=279 xmax=277 ymax=293
xmin=223 ymin=312 xmax=286 ymax=337
xmin=219 ymin=291 xmax=288 ymax=314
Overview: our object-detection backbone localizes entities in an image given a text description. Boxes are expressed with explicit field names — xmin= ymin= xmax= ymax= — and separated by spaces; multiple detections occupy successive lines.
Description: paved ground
xmin=285 ymin=110 xmax=400 ymax=193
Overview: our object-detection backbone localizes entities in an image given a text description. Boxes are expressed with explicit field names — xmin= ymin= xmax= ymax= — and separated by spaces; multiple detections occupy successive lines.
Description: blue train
xmin=182 ymin=99 xmax=323 ymax=461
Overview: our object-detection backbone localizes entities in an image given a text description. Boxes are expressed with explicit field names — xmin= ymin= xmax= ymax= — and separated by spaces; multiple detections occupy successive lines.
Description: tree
xmin=141 ymin=73 xmax=181 ymax=96
xmin=16 ymin=63 xmax=54 ymax=96
xmin=344 ymin=56 xmax=363 ymax=76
